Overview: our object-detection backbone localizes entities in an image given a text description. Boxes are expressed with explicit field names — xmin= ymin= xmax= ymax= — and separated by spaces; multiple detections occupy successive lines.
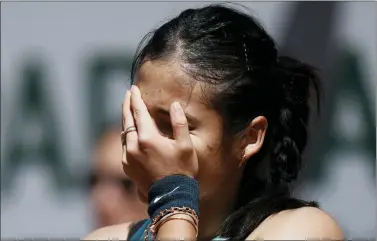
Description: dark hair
xmin=130 ymin=4 xmax=320 ymax=240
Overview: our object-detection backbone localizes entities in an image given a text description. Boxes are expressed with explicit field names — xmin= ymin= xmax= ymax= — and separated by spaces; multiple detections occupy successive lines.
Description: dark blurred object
xmin=1 ymin=58 xmax=73 ymax=196
xmin=88 ymin=54 xmax=133 ymax=145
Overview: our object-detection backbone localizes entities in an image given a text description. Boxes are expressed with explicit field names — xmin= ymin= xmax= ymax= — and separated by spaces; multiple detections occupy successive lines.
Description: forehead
xmin=135 ymin=61 xmax=207 ymax=114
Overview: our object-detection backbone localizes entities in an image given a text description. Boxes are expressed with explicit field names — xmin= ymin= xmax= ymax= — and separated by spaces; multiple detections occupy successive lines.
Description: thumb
xmin=170 ymin=102 xmax=191 ymax=146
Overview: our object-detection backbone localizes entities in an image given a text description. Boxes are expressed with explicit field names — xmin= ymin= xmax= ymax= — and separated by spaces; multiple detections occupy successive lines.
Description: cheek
xmin=191 ymin=132 xmax=221 ymax=157
xmin=190 ymin=129 xmax=241 ymax=194
xmin=191 ymin=132 xmax=224 ymax=177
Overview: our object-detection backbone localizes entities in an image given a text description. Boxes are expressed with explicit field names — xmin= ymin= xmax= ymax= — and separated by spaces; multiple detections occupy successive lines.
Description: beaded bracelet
xmin=144 ymin=206 xmax=199 ymax=240
xmin=153 ymin=213 xmax=198 ymax=236
xmin=153 ymin=212 xmax=198 ymax=233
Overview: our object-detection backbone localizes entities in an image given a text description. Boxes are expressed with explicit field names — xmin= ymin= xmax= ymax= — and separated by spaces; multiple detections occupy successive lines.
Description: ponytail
xmin=271 ymin=56 xmax=321 ymax=185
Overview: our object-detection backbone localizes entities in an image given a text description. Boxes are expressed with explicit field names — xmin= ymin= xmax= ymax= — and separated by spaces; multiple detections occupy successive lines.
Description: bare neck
xmin=197 ymin=186 xmax=239 ymax=240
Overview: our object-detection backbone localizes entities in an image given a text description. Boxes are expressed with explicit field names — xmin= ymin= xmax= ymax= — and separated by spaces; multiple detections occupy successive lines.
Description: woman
xmin=85 ymin=4 xmax=343 ymax=241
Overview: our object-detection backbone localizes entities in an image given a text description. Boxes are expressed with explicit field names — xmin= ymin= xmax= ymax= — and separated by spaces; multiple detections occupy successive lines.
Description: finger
xmin=121 ymin=104 xmax=125 ymax=131
xmin=130 ymin=85 xmax=157 ymax=139
xmin=121 ymin=160 xmax=132 ymax=180
xmin=122 ymin=144 xmax=127 ymax=165
xmin=121 ymin=96 xmax=127 ymax=164
xmin=122 ymin=91 xmax=129 ymax=132
xmin=170 ymin=102 xmax=192 ymax=148
xmin=121 ymin=104 xmax=126 ymax=146
xmin=123 ymin=90 xmax=139 ymax=154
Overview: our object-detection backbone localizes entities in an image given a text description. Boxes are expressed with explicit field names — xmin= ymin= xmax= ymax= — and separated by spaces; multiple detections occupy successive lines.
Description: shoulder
xmin=83 ymin=222 xmax=132 ymax=240
xmin=248 ymin=207 xmax=344 ymax=240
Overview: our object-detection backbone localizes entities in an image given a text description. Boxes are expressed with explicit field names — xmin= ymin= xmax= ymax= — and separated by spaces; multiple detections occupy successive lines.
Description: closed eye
xmin=156 ymin=121 xmax=174 ymax=138
xmin=155 ymin=119 xmax=195 ymax=139
xmin=149 ymin=106 xmax=197 ymax=138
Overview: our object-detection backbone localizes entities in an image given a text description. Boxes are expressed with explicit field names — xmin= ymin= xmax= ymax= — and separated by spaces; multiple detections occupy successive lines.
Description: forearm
xmin=156 ymin=218 xmax=197 ymax=240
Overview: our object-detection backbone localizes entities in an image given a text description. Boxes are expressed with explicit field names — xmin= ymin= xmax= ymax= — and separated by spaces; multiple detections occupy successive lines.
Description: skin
xmin=91 ymin=129 xmax=147 ymax=228
xmin=84 ymin=60 xmax=344 ymax=240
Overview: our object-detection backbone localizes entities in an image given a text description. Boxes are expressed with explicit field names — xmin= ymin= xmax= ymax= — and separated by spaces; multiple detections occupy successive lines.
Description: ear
xmin=241 ymin=116 xmax=268 ymax=164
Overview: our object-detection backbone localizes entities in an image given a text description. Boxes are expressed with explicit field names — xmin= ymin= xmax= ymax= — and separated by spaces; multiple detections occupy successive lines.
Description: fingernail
xmin=173 ymin=102 xmax=182 ymax=113
xmin=131 ymin=85 xmax=137 ymax=93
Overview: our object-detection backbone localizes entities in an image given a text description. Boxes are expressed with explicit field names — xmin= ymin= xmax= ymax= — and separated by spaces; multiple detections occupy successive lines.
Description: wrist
xmin=148 ymin=174 xmax=200 ymax=218
xmin=146 ymin=175 xmax=200 ymax=239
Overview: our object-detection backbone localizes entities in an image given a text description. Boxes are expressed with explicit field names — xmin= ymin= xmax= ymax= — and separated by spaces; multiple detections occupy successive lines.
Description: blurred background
xmin=1 ymin=1 xmax=376 ymax=239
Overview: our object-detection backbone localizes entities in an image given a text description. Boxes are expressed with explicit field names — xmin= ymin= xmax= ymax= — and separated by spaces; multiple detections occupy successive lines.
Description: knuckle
xmin=178 ymin=142 xmax=192 ymax=154
xmin=173 ymin=121 xmax=188 ymax=128
xmin=138 ymin=135 xmax=153 ymax=148
xmin=132 ymin=108 xmax=142 ymax=120
xmin=126 ymin=145 xmax=139 ymax=157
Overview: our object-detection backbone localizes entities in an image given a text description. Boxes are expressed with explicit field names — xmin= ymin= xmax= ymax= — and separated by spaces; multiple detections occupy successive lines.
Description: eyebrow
xmin=154 ymin=106 xmax=199 ymax=126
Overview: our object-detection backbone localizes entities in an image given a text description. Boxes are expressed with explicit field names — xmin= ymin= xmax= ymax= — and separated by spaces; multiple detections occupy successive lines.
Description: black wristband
xmin=148 ymin=175 xmax=200 ymax=219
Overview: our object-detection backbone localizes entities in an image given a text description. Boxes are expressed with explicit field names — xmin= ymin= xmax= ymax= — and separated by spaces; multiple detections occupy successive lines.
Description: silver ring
xmin=122 ymin=126 xmax=137 ymax=136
